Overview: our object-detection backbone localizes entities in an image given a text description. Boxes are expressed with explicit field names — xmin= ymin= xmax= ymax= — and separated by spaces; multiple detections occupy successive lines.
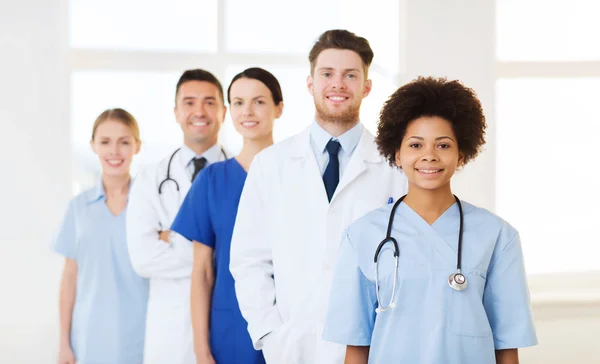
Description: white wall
xmin=0 ymin=0 xmax=70 ymax=362
xmin=398 ymin=0 xmax=496 ymax=211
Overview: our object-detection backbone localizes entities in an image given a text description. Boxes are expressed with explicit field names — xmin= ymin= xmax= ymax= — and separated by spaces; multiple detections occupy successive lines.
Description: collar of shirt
xmin=310 ymin=119 xmax=363 ymax=156
xmin=179 ymin=143 xmax=223 ymax=168
xmin=87 ymin=178 xmax=133 ymax=204
xmin=179 ymin=143 xmax=224 ymax=180
xmin=309 ymin=119 xmax=364 ymax=177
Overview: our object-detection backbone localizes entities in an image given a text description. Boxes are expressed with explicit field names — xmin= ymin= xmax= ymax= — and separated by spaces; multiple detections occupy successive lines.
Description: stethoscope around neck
xmin=158 ymin=147 xmax=228 ymax=194
xmin=374 ymin=194 xmax=467 ymax=314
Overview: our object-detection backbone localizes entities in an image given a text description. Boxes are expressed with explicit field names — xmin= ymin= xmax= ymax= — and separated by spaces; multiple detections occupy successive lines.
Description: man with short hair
xmin=127 ymin=69 xmax=229 ymax=364
xmin=230 ymin=30 xmax=408 ymax=363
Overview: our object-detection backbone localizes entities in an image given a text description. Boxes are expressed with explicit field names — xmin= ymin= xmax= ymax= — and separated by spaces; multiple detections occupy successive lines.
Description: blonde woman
xmin=54 ymin=109 xmax=149 ymax=364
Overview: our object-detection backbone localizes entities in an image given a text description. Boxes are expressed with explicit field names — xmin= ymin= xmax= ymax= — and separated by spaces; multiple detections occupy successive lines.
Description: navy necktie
xmin=323 ymin=139 xmax=341 ymax=202
xmin=191 ymin=157 xmax=207 ymax=182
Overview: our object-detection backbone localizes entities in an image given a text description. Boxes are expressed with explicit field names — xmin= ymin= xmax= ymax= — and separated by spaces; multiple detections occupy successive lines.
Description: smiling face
xmin=90 ymin=119 xmax=140 ymax=177
xmin=307 ymin=48 xmax=372 ymax=126
xmin=174 ymin=80 xmax=226 ymax=148
xmin=395 ymin=116 xmax=463 ymax=193
xmin=229 ymin=77 xmax=282 ymax=141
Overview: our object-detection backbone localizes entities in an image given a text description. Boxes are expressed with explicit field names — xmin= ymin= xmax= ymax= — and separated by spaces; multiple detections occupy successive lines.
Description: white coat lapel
xmin=332 ymin=128 xmax=383 ymax=202
xmin=288 ymin=127 xmax=331 ymax=209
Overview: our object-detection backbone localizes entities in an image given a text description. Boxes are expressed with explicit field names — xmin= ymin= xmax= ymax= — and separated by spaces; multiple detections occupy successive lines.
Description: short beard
xmin=314 ymin=102 xmax=360 ymax=126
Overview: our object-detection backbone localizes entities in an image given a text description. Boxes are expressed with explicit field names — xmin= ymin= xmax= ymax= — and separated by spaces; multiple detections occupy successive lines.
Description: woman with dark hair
xmin=322 ymin=77 xmax=538 ymax=364
xmin=171 ymin=67 xmax=283 ymax=364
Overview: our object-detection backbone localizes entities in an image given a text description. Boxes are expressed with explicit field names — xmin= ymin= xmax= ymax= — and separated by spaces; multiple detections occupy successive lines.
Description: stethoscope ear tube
xmin=374 ymin=237 xmax=398 ymax=263
xmin=159 ymin=148 xmax=182 ymax=194
xmin=159 ymin=147 xmax=228 ymax=195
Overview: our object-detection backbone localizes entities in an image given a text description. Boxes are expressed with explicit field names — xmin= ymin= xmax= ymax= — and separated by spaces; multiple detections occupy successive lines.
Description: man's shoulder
xmin=255 ymin=130 xmax=308 ymax=162
xmin=131 ymin=149 xmax=180 ymax=188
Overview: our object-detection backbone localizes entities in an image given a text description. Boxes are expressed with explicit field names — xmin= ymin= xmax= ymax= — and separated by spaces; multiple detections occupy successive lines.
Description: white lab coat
xmin=230 ymin=127 xmax=407 ymax=364
xmin=126 ymin=146 xmax=226 ymax=364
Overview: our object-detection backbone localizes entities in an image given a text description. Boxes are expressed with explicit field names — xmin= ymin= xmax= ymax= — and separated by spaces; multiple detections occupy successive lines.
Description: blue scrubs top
xmin=52 ymin=181 xmax=149 ymax=364
xmin=171 ymin=158 xmax=265 ymax=364
xmin=323 ymin=200 xmax=538 ymax=364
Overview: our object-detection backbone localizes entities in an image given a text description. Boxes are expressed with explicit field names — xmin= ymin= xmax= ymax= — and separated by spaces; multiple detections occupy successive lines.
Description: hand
xmin=195 ymin=352 xmax=216 ymax=364
xmin=57 ymin=345 xmax=76 ymax=364
xmin=159 ymin=230 xmax=171 ymax=243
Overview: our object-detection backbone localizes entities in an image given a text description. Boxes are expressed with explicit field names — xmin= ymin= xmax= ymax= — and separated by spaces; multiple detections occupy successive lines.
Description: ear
xmin=363 ymin=78 xmax=373 ymax=98
xmin=135 ymin=140 xmax=142 ymax=155
xmin=173 ymin=105 xmax=178 ymax=123
xmin=89 ymin=139 xmax=97 ymax=155
xmin=274 ymin=102 xmax=284 ymax=119
xmin=306 ymin=75 xmax=314 ymax=96
xmin=458 ymin=153 xmax=465 ymax=168
xmin=394 ymin=148 xmax=402 ymax=169
xmin=220 ymin=106 xmax=227 ymax=123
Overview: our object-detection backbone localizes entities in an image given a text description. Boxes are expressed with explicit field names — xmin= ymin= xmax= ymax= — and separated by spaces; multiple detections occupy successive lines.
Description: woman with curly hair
xmin=322 ymin=77 xmax=537 ymax=364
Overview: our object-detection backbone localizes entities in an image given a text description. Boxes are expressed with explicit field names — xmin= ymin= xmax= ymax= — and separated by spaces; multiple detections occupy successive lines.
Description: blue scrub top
xmin=52 ymin=181 xmax=149 ymax=364
xmin=171 ymin=158 xmax=265 ymax=364
xmin=323 ymin=200 xmax=538 ymax=364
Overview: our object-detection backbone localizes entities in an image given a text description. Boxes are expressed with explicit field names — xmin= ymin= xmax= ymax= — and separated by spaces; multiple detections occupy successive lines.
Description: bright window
xmin=497 ymin=0 xmax=600 ymax=61
xmin=496 ymin=1 xmax=600 ymax=274
xmin=225 ymin=0 xmax=400 ymax=71
xmin=496 ymin=78 xmax=600 ymax=274
xmin=69 ymin=0 xmax=218 ymax=52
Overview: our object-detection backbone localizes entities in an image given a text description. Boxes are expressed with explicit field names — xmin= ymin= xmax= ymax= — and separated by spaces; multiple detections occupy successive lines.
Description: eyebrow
xmin=317 ymin=67 xmax=361 ymax=73
xmin=182 ymin=96 xmax=217 ymax=101
xmin=407 ymin=136 xmax=456 ymax=142
xmin=233 ymin=95 xmax=267 ymax=100
xmin=98 ymin=136 xmax=132 ymax=140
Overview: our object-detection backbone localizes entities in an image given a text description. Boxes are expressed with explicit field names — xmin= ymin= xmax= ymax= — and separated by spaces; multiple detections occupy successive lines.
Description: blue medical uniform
xmin=323 ymin=200 xmax=538 ymax=364
xmin=171 ymin=158 xmax=265 ymax=364
xmin=52 ymin=181 xmax=149 ymax=364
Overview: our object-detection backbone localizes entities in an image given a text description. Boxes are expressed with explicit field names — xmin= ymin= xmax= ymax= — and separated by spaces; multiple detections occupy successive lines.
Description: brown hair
xmin=308 ymin=29 xmax=374 ymax=76
xmin=227 ymin=67 xmax=283 ymax=105
xmin=176 ymin=69 xmax=225 ymax=105
xmin=91 ymin=108 xmax=140 ymax=142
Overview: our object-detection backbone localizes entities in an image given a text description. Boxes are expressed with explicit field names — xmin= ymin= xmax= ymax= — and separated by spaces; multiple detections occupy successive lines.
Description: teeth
xmin=192 ymin=122 xmax=208 ymax=126
xmin=242 ymin=121 xmax=258 ymax=127
xmin=107 ymin=160 xmax=123 ymax=166
xmin=328 ymin=96 xmax=346 ymax=101
xmin=419 ymin=169 xmax=441 ymax=174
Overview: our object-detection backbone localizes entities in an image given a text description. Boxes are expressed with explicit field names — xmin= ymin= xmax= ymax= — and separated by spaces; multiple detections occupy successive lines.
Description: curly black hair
xmin=375 ymin=76 xmax=487 ymax=168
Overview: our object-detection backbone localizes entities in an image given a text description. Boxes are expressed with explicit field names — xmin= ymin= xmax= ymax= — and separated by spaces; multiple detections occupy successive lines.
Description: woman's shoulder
xmin=346 ymin=204 xmax=394 ymax=242
xmin=72 ymin=184 xmax=102 ymax=205
xmin=201 ymin=158 xmax=240 ymax=178
xmin=193 ymin=158 xmax=244 ymax=188
xmin=461 ymin=200 xmax=519 ymax=242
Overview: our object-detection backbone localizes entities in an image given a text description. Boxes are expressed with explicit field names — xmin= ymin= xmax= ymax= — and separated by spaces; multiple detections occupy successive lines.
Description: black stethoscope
xmin=158 ymin=147 xmax=228 ymax=194
xmin=374 ymin=194 xmax=466 ymax=313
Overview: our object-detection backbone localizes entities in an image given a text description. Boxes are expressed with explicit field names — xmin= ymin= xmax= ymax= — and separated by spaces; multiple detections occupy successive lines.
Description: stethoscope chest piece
xmin=448 ymin=271 xmax=468 ymax=291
